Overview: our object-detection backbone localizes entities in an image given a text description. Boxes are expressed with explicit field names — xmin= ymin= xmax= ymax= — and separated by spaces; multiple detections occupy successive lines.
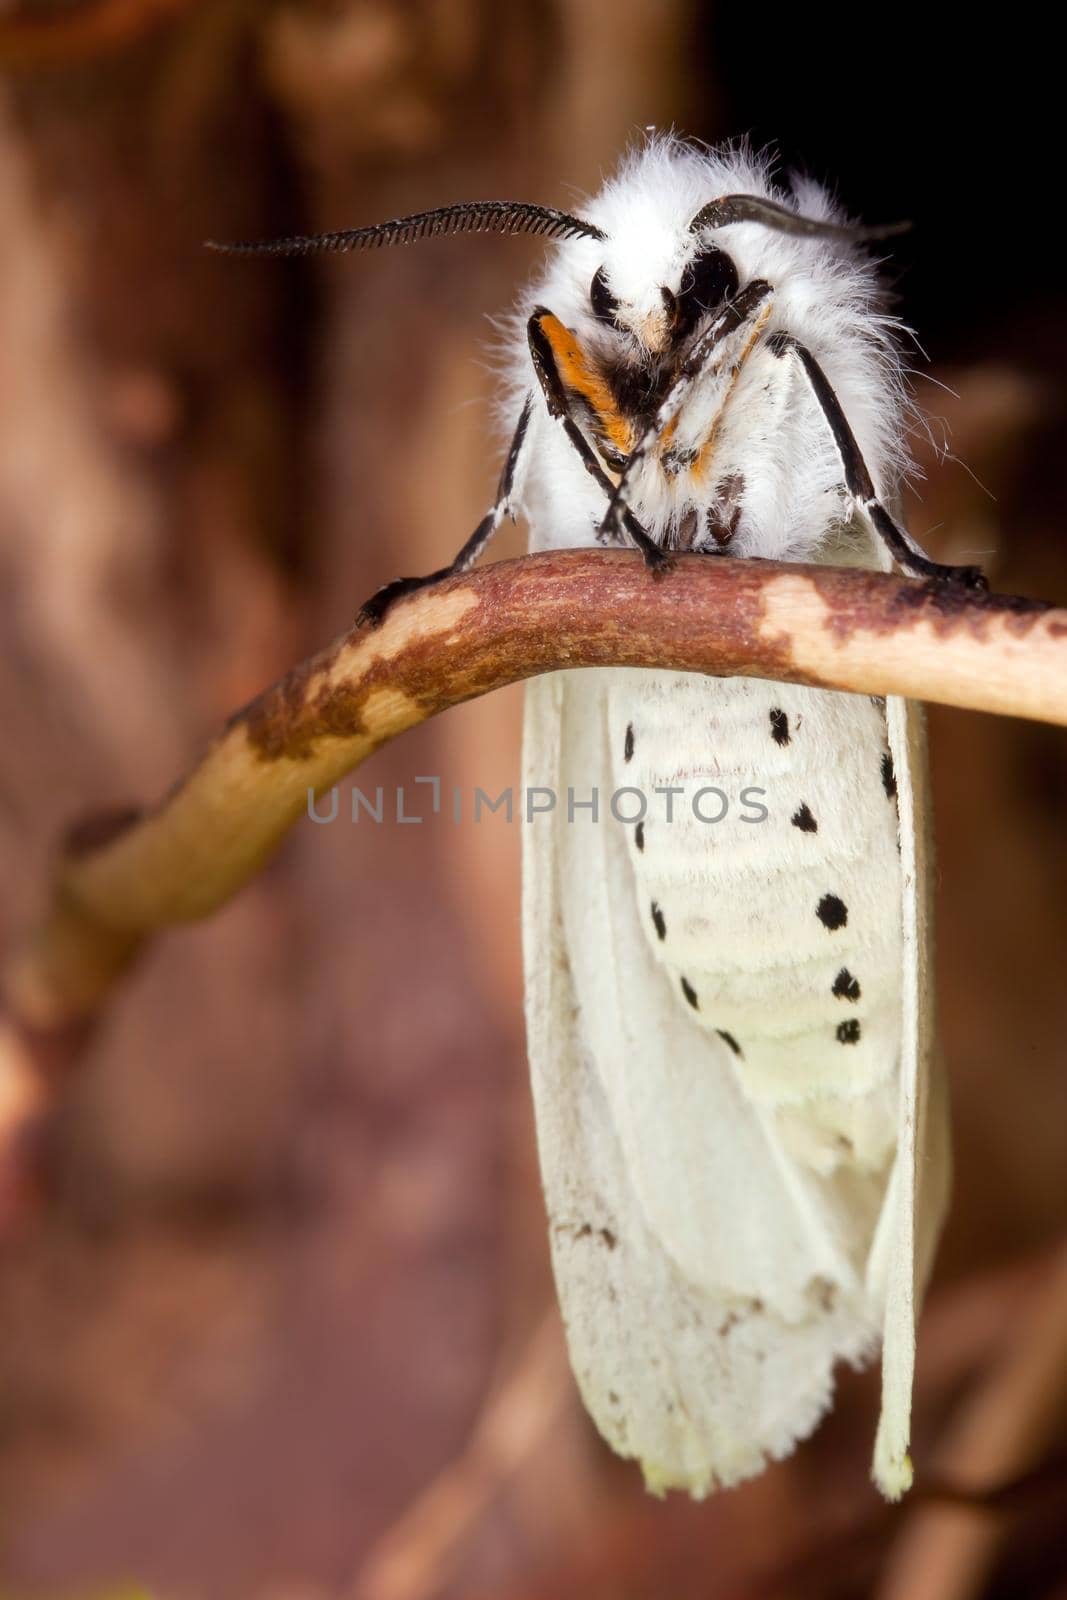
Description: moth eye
xmin=590 ymin=266 xmax=620 ymax=326
xmin=676 ymin=246 xmax=739 ymax=329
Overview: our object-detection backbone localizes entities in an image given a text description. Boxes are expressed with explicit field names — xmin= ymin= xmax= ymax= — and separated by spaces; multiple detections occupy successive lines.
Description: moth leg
xmin=526 ymin=309 xmax=671 ymax=572
xmin=768 ymin=333 xmax=988 ymax=590
xmin=357 ymin=394 xmax=534 ymax=627
xmin=598 ymin=279 xmax=773 ymax=545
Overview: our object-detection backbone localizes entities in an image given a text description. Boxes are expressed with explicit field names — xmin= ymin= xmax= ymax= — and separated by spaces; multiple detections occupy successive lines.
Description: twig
xmin=4 ymin=548 xmax=1064 ymax=1027
xmin=1 ymin=550 xmax=1064 ymax=1217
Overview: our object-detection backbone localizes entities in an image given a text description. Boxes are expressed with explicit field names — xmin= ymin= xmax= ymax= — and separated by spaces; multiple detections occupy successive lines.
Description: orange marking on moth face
xmin=537 ymin=313 xmax=635 ymax=456
xmin=686 ymin=301 xmax=774 ymax=485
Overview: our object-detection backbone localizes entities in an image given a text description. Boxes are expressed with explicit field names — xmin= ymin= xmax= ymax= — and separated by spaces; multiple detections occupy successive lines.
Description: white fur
xmin=505 ymin=136 xmax=914 ymax=564
xmin=506 ymin=136 xmax=948 ymax=1499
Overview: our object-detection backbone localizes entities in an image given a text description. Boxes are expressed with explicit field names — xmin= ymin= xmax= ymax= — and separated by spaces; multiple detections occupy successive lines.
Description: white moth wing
xmin=870 ymin=693 xmax=951 ymax=1497
xmin=523 ymin=666 xmax=895 ymax=1495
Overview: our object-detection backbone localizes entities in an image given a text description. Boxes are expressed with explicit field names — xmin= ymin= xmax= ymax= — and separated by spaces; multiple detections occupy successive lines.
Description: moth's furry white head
xmin=505 ymin=135 xmax=916 ymax=566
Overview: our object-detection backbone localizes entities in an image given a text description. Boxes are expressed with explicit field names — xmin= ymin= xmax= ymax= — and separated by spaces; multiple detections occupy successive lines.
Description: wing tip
xmin=641 ymin=1458 xmax=714 ymax=1500
xmin=873 ymin=1443 xmax=914 ymax=1501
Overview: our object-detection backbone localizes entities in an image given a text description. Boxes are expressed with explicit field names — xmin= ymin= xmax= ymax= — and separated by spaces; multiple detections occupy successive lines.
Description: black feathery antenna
xmin=688 ymin=194 xmax=909 ymax=242
xmin=206 ymin=201 xmax=605 ymax=256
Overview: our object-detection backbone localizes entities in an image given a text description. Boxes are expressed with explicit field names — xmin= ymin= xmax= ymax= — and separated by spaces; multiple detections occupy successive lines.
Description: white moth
xmin=214 ymin=135 xmax=979 ymax=1498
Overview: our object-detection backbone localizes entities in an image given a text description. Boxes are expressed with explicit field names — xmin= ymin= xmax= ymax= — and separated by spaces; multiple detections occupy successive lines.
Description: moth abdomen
xmin=608 ymin=671 xmax=902 ymax=1121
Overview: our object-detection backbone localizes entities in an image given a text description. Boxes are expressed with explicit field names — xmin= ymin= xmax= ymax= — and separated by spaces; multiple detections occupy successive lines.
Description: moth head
xmin=588 ymin=244 xmax=740 ymax=353
xmin=581 ymin=192 xmax=906 ymax=356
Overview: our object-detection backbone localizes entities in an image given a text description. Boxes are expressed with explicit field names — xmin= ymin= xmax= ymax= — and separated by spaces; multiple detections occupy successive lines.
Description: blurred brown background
xmin=0 ymin=3 xmax=1064 ymax=1596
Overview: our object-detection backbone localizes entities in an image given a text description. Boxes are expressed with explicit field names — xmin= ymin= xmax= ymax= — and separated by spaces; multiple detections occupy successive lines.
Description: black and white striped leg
xmin=526 ymin=310 xmax=671 ymax=573
xmin=768 ymin=332 xmax=988 ymax=590
xmin=357 ymin=394 xmax=534 ymax=627
xmin=598 ymin=278 xmax=773 ymax=546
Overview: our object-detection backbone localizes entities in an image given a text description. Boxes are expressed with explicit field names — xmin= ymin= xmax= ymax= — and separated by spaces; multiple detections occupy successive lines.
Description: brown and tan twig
xmin=1 ymin=549 xmax=1065 ymax=1219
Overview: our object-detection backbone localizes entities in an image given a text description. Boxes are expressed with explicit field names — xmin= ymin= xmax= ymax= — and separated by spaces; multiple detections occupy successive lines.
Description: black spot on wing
xmin=651 ymin=901 xmax=666 ymax=940
xmin=813 ymin=1278 xmax=838 ymax=1312
xmin=624 ymin=723 xmax=635 ymax=762
xmin=717 ymin=1029 xmax=743 ymax=1057
xmin=681 ymin=976 xmax=699 ymax=1009
xmin=832 ymin=967 xmax=861 ymax=1002
xmin=561 ymin=1222 xmax=619 ymax=1249
xmin=791 ymin=802 xmax=817 ymax=832
xmin=836 ymin=1018 xmax=861 ymax=1044
xmin=817 ymin=894 xmax=848 ymax=930
xmin=770 ymin=708 xmax=790 ymax=745
xmin=634 ymin=820 xmax=645 ymax=852
xmin=881 ymin=752 xmax=897 ymax=798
